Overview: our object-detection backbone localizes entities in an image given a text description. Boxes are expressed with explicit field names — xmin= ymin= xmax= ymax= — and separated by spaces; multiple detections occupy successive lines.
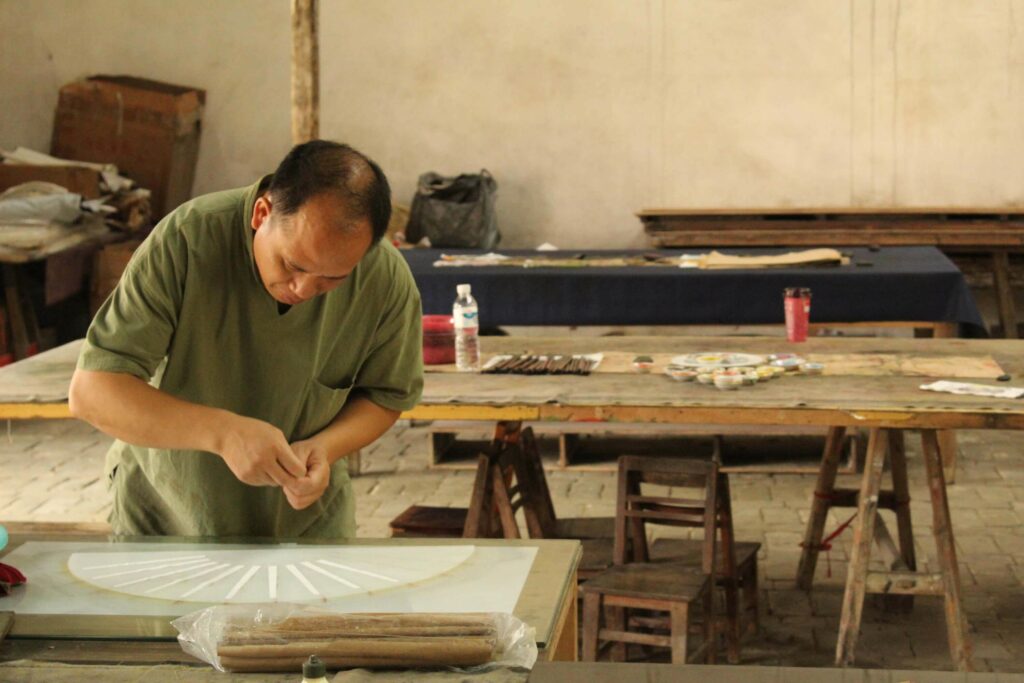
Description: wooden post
xmin=2 ymin=265 xmax=31 ymax=360
xmin=885 ymin=429 xmax=916 ymax=613
xmin=796 ymin=426 xmax=846 ymax=590
xmin=992 ymin=250 xmax=1018 ymax=339
xmin=291 ymin=0 xmax=319 ymax=144
xmin=835 ymin=428 xmax=887 ymax=667
xmin=921 ymin=429 xmax=974 ymax=671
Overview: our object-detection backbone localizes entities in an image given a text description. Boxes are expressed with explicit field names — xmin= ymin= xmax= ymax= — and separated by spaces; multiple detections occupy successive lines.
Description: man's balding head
xmin=268 ymin=140 xmax=392 ymax=242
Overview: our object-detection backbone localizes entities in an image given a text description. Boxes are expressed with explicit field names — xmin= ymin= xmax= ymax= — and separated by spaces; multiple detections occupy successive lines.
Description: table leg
xmin=549 ymin=575 xmax=578 ymax=661
xmin=992 ymin=250 xmax=1018 ymax=339
xmin=796 ymin=426 xmax=846 ymax=590
xmin=835 ymin=427 xmax=887 ymax=667
xmin=886 ymin=432 xmax=914 ymax=560
xmin=937 ymin=430 xmax=959 ymax=484
xmin=887 ymin=430 xmax=916 ymax=611
xmin=921 ymin=429 xmax=974 ymax=671
xmin=2 ymin=265 xmax=31 ymax=360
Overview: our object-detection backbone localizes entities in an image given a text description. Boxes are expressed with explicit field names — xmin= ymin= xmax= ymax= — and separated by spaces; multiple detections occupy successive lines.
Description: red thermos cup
xmin=784 ymin=287 xmax=811 ymax=342
xmin=422 ymin=315 xmax=456 ymax=364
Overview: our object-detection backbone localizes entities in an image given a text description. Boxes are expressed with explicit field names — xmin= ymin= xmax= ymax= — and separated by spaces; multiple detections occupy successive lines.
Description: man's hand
xmin=284 ymin=440 xmax=331 ymax=510
xmin=218 ymin=416 xmax=306 ymax=488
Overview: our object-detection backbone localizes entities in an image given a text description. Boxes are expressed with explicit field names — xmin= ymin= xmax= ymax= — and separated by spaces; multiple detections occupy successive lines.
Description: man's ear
xmin=252 ymin=194 xmax=272 ymax=232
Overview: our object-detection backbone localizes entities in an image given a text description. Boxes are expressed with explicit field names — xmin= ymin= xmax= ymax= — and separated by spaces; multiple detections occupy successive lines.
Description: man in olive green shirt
xmin=69 ymin=141 xmax=423 ymax=538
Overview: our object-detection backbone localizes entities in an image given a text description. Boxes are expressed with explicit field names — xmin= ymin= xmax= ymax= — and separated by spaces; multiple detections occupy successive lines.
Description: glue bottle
xmin=301 ymin=655 xmax=327 ymax=683
xmin=453 ymin=283 xmax=480 ymax=371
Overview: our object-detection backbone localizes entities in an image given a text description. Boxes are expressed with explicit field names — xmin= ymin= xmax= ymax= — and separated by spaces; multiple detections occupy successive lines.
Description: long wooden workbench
xmin=1 ymin=335 xmax=1023 ymax=671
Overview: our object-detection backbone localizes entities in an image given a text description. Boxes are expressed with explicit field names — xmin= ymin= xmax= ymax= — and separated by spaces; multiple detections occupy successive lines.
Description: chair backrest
xmin=613 ymin=455 xmax=732 ymax=577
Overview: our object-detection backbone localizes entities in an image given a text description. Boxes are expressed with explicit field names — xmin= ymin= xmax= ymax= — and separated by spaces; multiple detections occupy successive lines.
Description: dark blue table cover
xmin=402 ymin=247 xmax=985 ymax=335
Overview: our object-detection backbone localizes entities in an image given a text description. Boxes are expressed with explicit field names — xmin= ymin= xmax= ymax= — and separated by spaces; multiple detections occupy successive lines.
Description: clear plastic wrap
xmin=172 ymin=604 xmax=537 ymax=674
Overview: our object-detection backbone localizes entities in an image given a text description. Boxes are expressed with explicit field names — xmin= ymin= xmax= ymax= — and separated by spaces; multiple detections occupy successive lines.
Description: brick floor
xmin=1 ymin=419 xmax=1021 ymax=672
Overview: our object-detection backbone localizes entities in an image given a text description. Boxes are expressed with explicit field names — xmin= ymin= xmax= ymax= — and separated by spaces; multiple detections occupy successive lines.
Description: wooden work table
xmin=0 ymin=532 xmax=581 ymax=679
xmin=2 ymin=335 xmax=1023 ymax=671
xmin=409 ymin=335 xmax=1024 ymax=672
xmin=4 ymin=336 xmax=1021 ymax=430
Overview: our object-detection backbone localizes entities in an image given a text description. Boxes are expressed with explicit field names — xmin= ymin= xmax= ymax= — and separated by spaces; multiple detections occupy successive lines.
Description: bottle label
xmin=454 ymin=308 xmax=478 ymax=330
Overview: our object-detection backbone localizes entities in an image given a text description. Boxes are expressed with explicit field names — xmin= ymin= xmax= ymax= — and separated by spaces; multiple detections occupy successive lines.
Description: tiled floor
xmin=1 ymin=419 xmax=1022 ymax=671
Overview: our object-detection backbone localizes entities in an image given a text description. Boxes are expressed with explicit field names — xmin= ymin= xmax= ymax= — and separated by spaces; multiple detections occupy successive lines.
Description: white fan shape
xmin=67 ymin=546 xmax=475 ymax=604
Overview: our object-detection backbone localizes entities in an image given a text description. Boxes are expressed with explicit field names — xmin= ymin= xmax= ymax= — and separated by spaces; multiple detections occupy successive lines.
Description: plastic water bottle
xmin=453 ymin=283 xmax=480 ymax=371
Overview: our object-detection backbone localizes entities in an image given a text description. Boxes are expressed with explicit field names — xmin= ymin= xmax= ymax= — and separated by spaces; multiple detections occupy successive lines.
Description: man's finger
xmin=284 ymin=475 xmax=316 ymax=497
xmin=285 ymin=490 xmax=315 ymax=510
xmin=276 ymin=445 xmax=307 ymax=478
xmin=267 ymin=461 xmax=299 ymax=489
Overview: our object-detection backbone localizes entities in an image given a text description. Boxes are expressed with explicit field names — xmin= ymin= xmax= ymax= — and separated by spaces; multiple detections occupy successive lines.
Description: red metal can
xmin=422 ymin=314 xmax=456 ymax=364
xmin=784 ymin=287 xmax=812 ymax=342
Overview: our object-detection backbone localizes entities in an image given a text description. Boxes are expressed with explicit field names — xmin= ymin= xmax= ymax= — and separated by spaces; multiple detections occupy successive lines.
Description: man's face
xmin=250 ymin=192 xmax=373 ymax=306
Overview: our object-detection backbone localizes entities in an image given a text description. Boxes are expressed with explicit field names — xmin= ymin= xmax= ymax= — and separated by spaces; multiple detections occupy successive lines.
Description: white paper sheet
xmin=2 ymin=541 xmax=537 ymax=617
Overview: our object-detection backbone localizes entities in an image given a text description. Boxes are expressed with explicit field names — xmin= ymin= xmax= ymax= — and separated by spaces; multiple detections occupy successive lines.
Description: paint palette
xmin=67 ymin=546 xmax=474 ymax=604
xmin=670 ymin=352 xmax=765 ymax=369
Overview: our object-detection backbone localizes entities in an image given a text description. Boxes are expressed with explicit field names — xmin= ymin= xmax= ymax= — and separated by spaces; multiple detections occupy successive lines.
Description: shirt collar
xmin=241 ymin=175 xmax=273 ymax=285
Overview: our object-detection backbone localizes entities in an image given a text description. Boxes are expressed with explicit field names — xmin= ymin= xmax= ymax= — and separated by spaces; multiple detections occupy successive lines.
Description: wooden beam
xmin=835 ymin=428 xmax=887 ymax=667
xmin=290 ymin=0 xmax=319 ymax=144
xmin=0 ymin=403 xmax=72 ymax=419
xmin=992 ymin=250 xmax=1019 ymax=339
xmin=795 ymin=426 xmax=845 ymax=590
xmin=865 ymin=571 xmax=944 ymax=596
xmin=921 ymin=429 xmax=974 ymax=671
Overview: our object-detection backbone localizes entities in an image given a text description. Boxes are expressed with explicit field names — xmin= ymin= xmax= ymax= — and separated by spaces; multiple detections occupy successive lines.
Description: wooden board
xmin=431 ymin=350 xmax=1006 ymax=379
xmin=636 ymin=209 xmax=1024 ymax=248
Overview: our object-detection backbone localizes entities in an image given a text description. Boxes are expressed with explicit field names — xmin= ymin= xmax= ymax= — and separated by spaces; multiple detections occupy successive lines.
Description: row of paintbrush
xmin=482 ymin=354 xmax=597 ymax=376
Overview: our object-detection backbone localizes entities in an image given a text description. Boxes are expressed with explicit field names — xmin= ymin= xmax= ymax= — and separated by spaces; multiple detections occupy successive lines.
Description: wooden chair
xmin=391 ymin=423 xmax=760 ymax=601
xmin=580 ymin=456 xmax=742 ymax=664
xmin=650 ymin=536 xmax=761 ymax=636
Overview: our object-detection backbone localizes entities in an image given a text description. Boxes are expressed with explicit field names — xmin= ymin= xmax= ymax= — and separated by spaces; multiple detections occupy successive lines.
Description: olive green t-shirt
xmin=78 ymin=178 xmax=424 ymax=538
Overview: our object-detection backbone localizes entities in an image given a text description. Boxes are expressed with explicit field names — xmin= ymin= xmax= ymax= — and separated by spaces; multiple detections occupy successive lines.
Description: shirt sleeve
xmin=77 ymin=216 xmax=188 ymax=381
xmin=353 ymin=255 xmax=424 ymax=412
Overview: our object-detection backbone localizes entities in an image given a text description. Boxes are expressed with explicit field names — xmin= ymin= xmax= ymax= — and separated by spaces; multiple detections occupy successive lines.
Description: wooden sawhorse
xmin=797 ymin=426 xmax=972 ymax=670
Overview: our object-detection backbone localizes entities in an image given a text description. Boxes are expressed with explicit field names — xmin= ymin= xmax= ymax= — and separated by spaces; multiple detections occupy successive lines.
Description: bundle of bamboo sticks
xmin=483 ymin=354 xmax=596 ymax=375
xmin=216 ymin=613 xmax=498 ymax=673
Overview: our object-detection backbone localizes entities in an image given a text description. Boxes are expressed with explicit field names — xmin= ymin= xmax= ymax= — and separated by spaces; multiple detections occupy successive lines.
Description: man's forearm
xmin=69 ymin=369 xmax=234 ymax=453
xmin=306 ymin=394 xmax=401 ymax=464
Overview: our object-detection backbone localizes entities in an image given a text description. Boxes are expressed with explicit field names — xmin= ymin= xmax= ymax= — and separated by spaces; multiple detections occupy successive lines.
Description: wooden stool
xmin=580 ymin=456 xmax=743 ymax=664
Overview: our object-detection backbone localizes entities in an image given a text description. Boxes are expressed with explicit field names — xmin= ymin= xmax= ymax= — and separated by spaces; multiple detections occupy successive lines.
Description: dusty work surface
xmin=430 ymin=350 xmax=1007 ymax=379
xmin=414 ymin=336 xmax=1024 ymax=430
xmin=1 ymin=419 xmax=1023 ymax=672
xmin=4 ymin=337 xmax=1023 ymax=429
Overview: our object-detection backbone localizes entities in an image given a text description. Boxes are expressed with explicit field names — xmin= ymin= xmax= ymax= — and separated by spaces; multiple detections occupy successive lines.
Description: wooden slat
xmin=0 ymin=404 xmax=72 ymax=419
xmin=598 ymin=628 xmax=672 ymax=648
xmin=993 ymin=251 xmax=1019 ymax=339
xmin=921 ymin=429 xmax=975 ymax=671
xmin=826 ymin=488 xmax=901 ymax=510
xmin=835 ymin=428 xmax=887 ymax=667
xmin=290 ymin=0 xmax=319 ymax=143
xmin=796 ymin=426 xmax=846 ymax=590
xmin=865 ymin=571 xmax=944 ymax=596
